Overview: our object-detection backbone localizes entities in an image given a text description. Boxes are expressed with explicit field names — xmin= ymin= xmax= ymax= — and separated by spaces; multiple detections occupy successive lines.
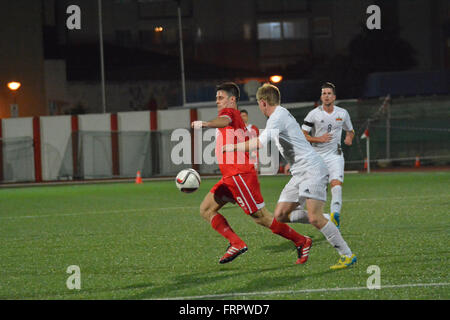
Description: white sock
xmin=320 ymin=221 xmax=352 ymax=256
xmin=330 ymin=185 xmax=342 ymax=214
xmin=289 ymin=209 xmax=310 ymax=224
xmin=290 ymin=210 xmax=331 ymax=224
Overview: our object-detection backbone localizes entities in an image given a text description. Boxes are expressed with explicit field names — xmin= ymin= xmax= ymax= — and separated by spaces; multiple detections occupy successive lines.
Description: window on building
xmin=258 ymin=22 xmax=282 ymax=40
xmin=257 ymin=19 xmax=308 ymax=40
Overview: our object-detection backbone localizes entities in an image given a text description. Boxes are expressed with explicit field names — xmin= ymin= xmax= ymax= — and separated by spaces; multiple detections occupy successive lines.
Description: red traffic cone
xmin=364 ymin=158 xmax=368 ymax=170
xmin=415 ymin=156 xmax=421 ymax=168
xmin=135 ymin=171 xmax=143 ymax=184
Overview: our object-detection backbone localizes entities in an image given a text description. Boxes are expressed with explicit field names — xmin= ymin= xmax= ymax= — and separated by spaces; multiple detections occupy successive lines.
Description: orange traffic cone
xmin=135 ymin=171 xmax=143 ymax=184
xmin=415 ymin=156 xmax=421 ymax=168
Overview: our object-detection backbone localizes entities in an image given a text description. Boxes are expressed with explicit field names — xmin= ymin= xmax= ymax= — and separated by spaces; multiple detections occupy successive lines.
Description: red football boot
xmin=296 ymin=236 xmax=312 ymax=265
xmin=219 ymin=242 xmax=248 ymax=264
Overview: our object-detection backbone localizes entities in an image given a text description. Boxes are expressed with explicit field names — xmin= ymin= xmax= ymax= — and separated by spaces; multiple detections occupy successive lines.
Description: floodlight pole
xmin=177 ymin=1 xmax=187 ymax=106
xmin=366 ymin=136 xmax=371 ymax=173
xmin=386 ymin=97 xmax=391 ymax=160
xmin=367 ymin=121 xmax=371 ymax=174
xmin=98 ymin=0 xmax=107 ymax=113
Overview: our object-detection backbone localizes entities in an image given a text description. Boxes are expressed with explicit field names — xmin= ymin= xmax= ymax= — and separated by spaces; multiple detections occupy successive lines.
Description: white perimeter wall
xmin=40 ymin=115 xmax=72 ymax=180
xmin=1 ymin=117 xmax=35 ymax=182
xmin=117 ymin=111 xmax=151 ymax=177
xmin=1 ymin=105 xmax=276 ymax=182
xmin=78 ymin=114 xmax=112 ymax=179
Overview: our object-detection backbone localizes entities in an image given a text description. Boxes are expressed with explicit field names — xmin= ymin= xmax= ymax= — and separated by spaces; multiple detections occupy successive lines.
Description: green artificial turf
xmin=0 ymin=171 xmax=448 ymax=300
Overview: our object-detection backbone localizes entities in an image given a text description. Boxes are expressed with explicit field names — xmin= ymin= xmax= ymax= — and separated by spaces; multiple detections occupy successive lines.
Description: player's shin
xmin=330 ymin=185 xmax=342 ymax=214
xmin=211 ymin=213 xmax=244 ymax=245
xmin=270 ymin=218 xmax=306 ymax=246
xmin=320 ymin=220 xmax=352 ymax=257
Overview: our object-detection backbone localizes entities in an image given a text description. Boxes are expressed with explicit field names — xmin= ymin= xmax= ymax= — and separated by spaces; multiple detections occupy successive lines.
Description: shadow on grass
xmin=262 ymin=235 xmax=327 ymax=253
xmin=126 ymin=263 xmax=337 ymax=300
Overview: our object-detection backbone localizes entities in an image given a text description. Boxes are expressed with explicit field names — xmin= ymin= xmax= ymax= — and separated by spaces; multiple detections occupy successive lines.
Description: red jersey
xmin=215 ymin=108 xmax=256 ymax=178
xmin=246 ymin=124 xmax=260 ymax=138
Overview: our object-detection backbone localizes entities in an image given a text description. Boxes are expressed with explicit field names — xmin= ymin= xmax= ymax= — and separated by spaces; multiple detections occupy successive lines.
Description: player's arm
xmin=191 ymin=116 xmax=231 ymax=129
xmin=301 ymin=117 xmax=331 ymax=143
xmin=343 ymin=111 xmax=354 ymax=146
xmin=222 ymin=137 xmax=260 ymax=153
xmin=302 ymin=129 xmax=332 ymax=143
xmin=344 ymin=130 xmax=355 ymax=146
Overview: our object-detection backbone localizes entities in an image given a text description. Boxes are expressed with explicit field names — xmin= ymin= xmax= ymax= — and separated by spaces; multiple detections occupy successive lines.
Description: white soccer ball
xmin=175 ymin=168 xmax=201 ymax=193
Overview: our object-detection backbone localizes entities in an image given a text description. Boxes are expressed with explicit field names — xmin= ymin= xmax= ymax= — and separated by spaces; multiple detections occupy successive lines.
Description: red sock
xmin=211 ymin=214 xmax=244 ymax=245
xmin=270 ymin=218 xmax=306 ymax=246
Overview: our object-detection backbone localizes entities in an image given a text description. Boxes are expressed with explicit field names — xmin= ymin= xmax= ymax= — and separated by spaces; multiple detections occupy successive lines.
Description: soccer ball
xmin=175 ymin=168 xmax=201 ymax=193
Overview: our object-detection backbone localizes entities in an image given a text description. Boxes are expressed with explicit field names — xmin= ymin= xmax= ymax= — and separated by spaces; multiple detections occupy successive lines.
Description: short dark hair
xmin=321 ymin=82 xmax=336 ymax=95
xmin=240 ymin=109 xmax=248 ymax=115
xmin=216 ymin=82 xmax=240 ymax=102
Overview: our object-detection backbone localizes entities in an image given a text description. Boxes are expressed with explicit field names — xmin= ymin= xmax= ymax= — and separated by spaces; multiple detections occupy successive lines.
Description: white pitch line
xmin=154 ymin=282 xmax=450 ymax=300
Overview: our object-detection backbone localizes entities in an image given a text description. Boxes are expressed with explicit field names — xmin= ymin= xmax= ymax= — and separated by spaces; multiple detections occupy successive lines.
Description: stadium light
xmin=7 ymin=81 xmax=21 ymax=91
xmin=269 ymin=75 xmax=283 ymax=84
xmin=154 ymin=26 xmax=164 ymax=32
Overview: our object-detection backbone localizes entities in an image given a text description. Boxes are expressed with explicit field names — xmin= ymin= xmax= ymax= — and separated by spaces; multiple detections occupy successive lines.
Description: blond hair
xmin=256 ymin=83 xmax=281 ymax=106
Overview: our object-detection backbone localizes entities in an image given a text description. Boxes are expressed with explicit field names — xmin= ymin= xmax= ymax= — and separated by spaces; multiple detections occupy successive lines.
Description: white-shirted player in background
xmin=301 ymin=82 xmax=354 ymax=230
xmin=224 ymin=84 xmax=357 ymax=269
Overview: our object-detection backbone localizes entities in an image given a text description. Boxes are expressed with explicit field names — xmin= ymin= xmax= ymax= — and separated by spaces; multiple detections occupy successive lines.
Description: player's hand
xmin=222 ymin=144 xmax=235 ymax=153
xmin=344 ymin=136 xmax=353 ymax=146
xmin=318 ymin=132 xmax=332 ymax=143
xmin=191 ymin=121 xmax=204 ymax=129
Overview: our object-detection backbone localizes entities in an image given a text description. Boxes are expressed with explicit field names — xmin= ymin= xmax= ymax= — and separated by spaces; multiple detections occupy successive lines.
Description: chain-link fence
xmin=290 ymin=95 xmax=450 ymax=170
xmin=1 ymin=137 xmax=35 ymax=182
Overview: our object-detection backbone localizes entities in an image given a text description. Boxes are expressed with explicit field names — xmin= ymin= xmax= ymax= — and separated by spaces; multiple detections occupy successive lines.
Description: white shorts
xmin=322 ymin=155 xmax=344 ymax=183
xmin=278 ymin=164 xmax=329 ymax=203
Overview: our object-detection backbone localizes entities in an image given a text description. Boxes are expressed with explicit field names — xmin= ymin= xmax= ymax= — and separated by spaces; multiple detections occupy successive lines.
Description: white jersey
xmin=259 ymin=106 xmax=325 ymax=176
xmin=301 ymin=105 xmax=353 ymax=158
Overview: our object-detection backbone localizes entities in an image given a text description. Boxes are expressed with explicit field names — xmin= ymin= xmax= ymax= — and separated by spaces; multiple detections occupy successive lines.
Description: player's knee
xmin=251 ymin=209 xmax=273 ymax=228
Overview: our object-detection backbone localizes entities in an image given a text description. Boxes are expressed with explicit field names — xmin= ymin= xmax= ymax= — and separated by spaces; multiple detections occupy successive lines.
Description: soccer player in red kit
xmin=191 ymin=82 xmax=311 ymax=264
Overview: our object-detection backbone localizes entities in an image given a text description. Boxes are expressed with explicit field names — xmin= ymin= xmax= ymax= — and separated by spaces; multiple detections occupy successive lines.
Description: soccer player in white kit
xmin=223 ymin=84 xmax=357 ymax=269
xmin=301 ymin=82 xmax=355 ymax=229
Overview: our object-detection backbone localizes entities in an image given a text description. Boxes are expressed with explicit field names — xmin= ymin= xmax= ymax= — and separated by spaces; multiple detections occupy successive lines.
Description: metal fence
xmin=1 ymin=95 xmax=449 ymax=183
xmin=290 ymin=95 xmax=450 ymax=170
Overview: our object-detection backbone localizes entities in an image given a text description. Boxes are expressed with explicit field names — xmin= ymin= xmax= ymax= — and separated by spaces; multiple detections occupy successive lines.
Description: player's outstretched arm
xmin=222 ymin=137 xmax=260 ymax=153
xmin=191 ymin=116 xmax=231 ymax=129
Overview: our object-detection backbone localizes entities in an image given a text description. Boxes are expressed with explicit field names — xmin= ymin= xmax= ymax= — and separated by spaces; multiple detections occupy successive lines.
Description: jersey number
xmin=327 ymin=124 xmax=332 ymax=132
xmin=236 ymin=197 xmax=246 ymax=208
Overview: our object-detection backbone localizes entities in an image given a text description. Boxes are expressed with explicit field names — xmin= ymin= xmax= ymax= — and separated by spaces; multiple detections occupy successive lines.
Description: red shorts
xmin=210 ymin=173 xmax=265 ymax=215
